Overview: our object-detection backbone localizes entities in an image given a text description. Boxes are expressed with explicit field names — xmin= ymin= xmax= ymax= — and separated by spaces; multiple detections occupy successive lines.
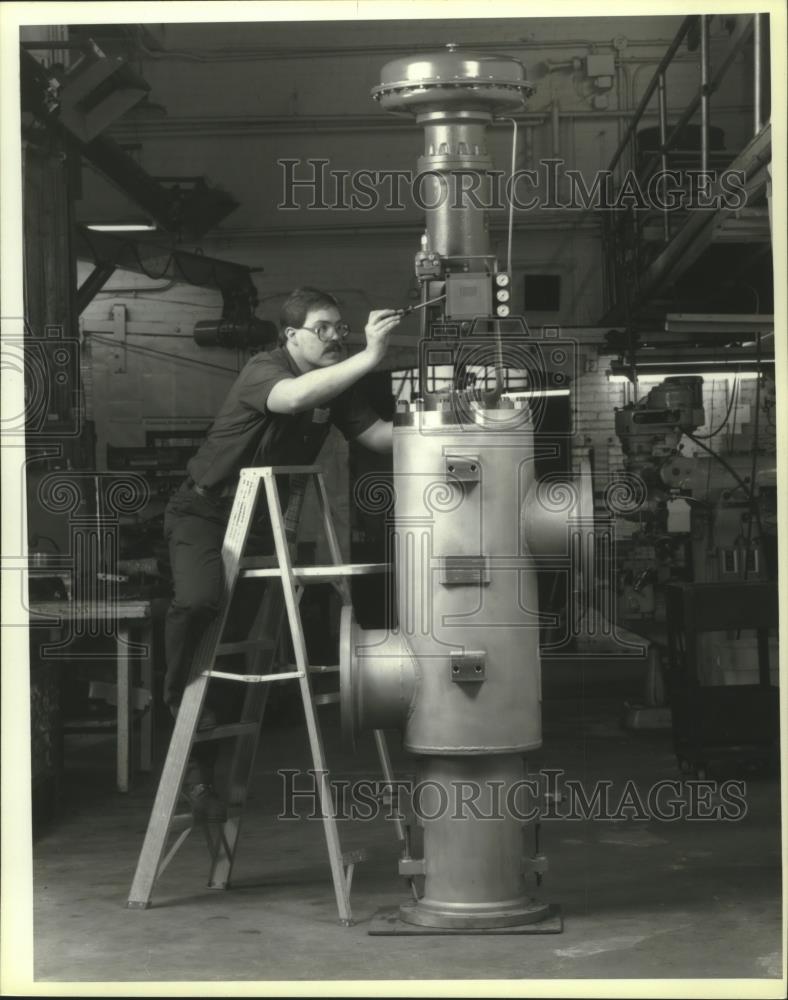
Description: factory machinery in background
xmin=614 ymin=375 xmax=777 ymax=614
xmin=339 ymin=47 xmax=595 ymax=932
xmin=613 ymin=373 xmax=778 ymax=690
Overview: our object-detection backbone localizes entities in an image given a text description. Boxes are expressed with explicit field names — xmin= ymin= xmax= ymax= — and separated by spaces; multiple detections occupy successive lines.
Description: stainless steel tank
xmin=343 ymin=402 xmax=592 ymax=929
xmin=392 ymin=410 xmax=542 ymax=756
xmin=341 ymin=46 xmax=588 ymax=931
xmin=394 ymin=404 xmax=546 ymax=928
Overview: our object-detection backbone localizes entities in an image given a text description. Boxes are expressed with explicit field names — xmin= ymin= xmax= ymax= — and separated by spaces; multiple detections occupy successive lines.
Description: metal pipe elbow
xmin=520 ymin=474 xmax=594 ymax=559
xmin=339 ymin=606 xmax=418 ymax=750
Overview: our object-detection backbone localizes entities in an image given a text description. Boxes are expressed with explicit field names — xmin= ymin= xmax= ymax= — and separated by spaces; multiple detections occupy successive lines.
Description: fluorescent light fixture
xmin=607 ymin=372 xmax=760 ymax=384
xmin=85 ymin=223 xmax=157 ymax=232
xmin=505 ymin=389 xmax=571 ymax=398
xmin=665 ymin=313 xmax=774 ymax=335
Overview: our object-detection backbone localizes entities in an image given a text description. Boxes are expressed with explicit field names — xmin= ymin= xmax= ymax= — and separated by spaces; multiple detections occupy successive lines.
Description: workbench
xmin=665 ymin=581 xmax=780 ymax=776
xmin=29 ymin=599 xmax=162 ymax=793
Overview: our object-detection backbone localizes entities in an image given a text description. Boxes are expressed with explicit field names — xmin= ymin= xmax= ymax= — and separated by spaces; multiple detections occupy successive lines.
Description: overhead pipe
xmin=700 ymin=15 xmax=710 ymax=174
xmin=753 ymin=13 xmax=762 ymax=135
xmin=657 ymin=72 xmax=669 ymax=243
xmin=634 ymin=125 xmax=771 ymax=302
xmin=636 ymin=17 xmax=756 ymax=186
xmin=606 ymin=15 xmax=697 ymax=174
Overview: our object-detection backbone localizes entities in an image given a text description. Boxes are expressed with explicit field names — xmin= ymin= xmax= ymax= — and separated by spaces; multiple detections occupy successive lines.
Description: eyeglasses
xmin=299 ymin=321 xmax=351 ymax=342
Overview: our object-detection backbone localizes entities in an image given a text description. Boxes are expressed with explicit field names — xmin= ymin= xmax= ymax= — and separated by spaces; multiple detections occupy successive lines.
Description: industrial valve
xmin=338 ymin=44 xmax=598 ymax=933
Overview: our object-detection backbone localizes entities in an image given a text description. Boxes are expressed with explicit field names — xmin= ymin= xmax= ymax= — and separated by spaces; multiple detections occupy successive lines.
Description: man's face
xmin=286 ymin=306 xmax=347 ymax=370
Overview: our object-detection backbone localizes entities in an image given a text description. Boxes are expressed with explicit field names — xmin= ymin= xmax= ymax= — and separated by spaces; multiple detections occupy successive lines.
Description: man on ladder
xmin=164 ymin=287 xmax=400 ymax=820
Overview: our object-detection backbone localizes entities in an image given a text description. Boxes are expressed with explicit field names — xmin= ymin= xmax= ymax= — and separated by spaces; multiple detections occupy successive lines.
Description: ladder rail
xmin=311 ymin=469 xmax=402 ymax=913
xmin=205 ymin=669 xmax=303 ymax=684
xmin=313 ymin=471 xmax=352 ymax=606
xmin=263 ymin=471 xmax=355 ymax=925
xmin=207 ymin=552 xmax=288 ymax=889
xmin=240 ymin=562 xmax=387 ymax=580
xmin=127 ymin=473 xmax=265 ymax=908
xmin=128 ymin=465 xmax=396 ymax=925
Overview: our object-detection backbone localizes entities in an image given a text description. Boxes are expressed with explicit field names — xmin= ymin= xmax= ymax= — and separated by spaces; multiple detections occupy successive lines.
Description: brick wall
xmin=569 ymin=367 xmax=777 ymax=494
xmin=570 ymin=354 xmax=626 ymax=481
xmin=693 ymin=375 xmax=777 ymax=456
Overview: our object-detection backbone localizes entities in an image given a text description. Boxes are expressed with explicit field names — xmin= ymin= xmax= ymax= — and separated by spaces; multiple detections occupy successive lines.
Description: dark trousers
xmin=163 ymin=483 xmax=232 ymax=708
xmin=163 ymin=482 xmax=274 ymax=779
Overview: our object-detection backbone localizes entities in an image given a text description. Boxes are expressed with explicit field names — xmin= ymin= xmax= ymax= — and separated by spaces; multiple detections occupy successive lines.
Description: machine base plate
xmin=368 ymin=903 xmax=562 ymax=936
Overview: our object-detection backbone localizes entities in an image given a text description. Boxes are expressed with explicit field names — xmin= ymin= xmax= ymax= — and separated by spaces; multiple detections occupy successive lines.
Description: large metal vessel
xmin=342 ymin=46 xmax=588 ymax=930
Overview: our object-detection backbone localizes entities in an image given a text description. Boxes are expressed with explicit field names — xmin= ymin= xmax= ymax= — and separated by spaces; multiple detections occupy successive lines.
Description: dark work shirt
xmin=187 ymin=346 xmax=378 ymax=490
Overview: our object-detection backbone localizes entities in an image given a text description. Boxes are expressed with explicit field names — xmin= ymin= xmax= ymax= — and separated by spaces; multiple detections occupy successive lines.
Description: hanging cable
xmin=89 ymin=335 xmax=242 ymax=374
xmin=725 ymin=374 xmax=740 ymax=452
xmin=504 ymin=117 xmax=518 ymax=280
xmin=743 ymin=335 xmax=763 ymax=581
xmin=748 ymin=348 xmax=761 ymax=496
xmin=95 ymin=280 xmax=177 ymax=295
xmin=682 ymin=429 xmax=752 ymax=499
xmin=132 ymin=244 xmax=176 ymax=281
xmin=695 ymin=375 xmax=739 ymax=439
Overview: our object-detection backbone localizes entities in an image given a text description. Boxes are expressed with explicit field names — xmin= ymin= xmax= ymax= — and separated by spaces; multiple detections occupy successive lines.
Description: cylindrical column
xmin=363 ymin=46 xmax=545 ymax=932
xmin=417 ymin=114 xmax=494 ymax=261
xmin=372 ymin=46 xmax=532 ymax=268
xmin=400 ymin=755 xmax=548 ymax=928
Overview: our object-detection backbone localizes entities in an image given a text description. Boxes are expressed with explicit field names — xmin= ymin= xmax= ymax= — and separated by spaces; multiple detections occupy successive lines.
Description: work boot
xmin=183 ymin=754 xmax=226 ymax=823
xmin=168 ymin=702 xmax=218 ymax=731
xmin=183 ymin=781 xmax=227 ymax=823
xmin=197 ymin=706 xmax=218 ymax=731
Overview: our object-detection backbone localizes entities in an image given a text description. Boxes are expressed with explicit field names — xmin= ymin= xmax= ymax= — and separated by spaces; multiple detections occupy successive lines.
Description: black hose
xmin=694 ymin=376 xmax=739 ymax=439
xmin=681 ymin=430 xmax=752 ymax=499
xmin=743 ymin=338 xmax=763 ymax=581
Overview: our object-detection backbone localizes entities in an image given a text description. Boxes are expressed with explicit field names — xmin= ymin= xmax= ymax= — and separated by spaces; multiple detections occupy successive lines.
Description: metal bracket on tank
xmin=438 ymin=555 xmax=490 ymax=586
xmin=399 ymin=857 xmax=426 ymax=877
xmin=444 ymin=455 xmax=480 ymax=485
xmin=521 ymin=855 xmax=549 ymax=876
xmin=450 ymin=650 xmax=487 ymax=683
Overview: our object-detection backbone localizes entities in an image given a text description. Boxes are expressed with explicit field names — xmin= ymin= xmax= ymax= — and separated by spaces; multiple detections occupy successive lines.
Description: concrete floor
xmin=33 ymin=663 xmax=784 ymax=987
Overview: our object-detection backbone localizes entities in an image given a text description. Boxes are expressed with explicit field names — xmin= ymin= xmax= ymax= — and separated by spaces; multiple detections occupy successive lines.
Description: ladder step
xmin=280 ymin=663 xmax=339 ymax=674
xmin=193 ymin=722 xmax=260 ymax=742
xmin=203 ymin=668 xmax=304 ymax=684
xmin=240 ymin=562 xmax=389 ymax=581
xmin=297 ymin=563 xmax=389 ymax=578
xmin=239 ymin=556 xmax=279 ymax=570
xmin=215 ymin=638 xmax=276 ymax=656
xmin=312 ymin=692 xmax=340 ymax=707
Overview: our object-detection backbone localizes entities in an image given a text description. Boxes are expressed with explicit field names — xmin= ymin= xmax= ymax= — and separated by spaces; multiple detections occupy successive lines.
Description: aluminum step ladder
xmin=127 ymin=465 xmax=395 ymax=924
